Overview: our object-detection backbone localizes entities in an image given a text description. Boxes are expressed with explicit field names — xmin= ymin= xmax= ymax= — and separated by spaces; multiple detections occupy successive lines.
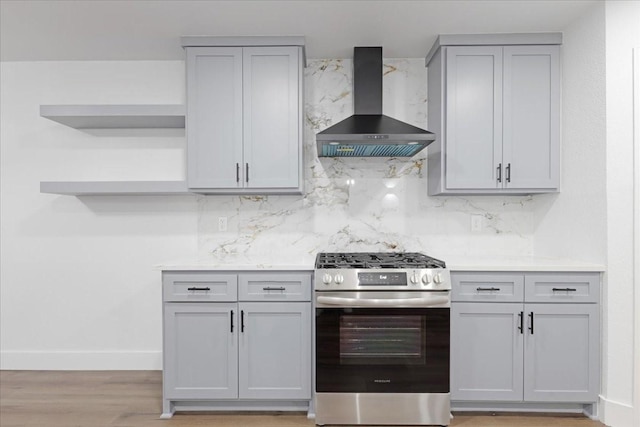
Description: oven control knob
xmin=422 ymin=274 xmax=432 ymax=285
xmin=410 ymin=273 xmax=419 ymax=284
xmin=334 ymin=274 xmax=344 ymax=285
xmin=434 ymin=273 xmax=444 ymax=285
xmin=322 ymin=273 xmax=332 ymax=285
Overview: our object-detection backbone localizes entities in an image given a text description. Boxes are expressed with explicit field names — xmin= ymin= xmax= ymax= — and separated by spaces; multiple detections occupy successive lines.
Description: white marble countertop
xmin=158 ymin=255 xmax=605 ymax=273
xmin=443 ymin=255 xmax=605 ymax=272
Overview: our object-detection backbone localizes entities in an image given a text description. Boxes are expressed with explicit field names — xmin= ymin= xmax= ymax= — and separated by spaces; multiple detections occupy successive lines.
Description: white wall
xmin=533 ymin=2 xmax=606 ymax=264
xmin=0 ymin=61 xmax=199 ymax=369
xmin=602 ymin=2 xmax=640 ymax=427
xmin=0 ymin=57 xmax=540 ymax=370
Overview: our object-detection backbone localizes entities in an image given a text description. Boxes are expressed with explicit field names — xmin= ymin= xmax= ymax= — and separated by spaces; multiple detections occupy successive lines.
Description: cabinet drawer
xmin=524 ymin=273 xmax=600 ymax=303
xmin=163 ymin=272 xmax=238 ymax=302
xmin=452 ymin=272 xmax=524 ymax=302
xmin=239 ymin=273 xmax=311 ymax=301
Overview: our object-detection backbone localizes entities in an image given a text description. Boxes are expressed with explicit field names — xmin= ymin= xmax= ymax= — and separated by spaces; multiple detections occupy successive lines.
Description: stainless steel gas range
xmin=314 ymin=252 xmax=451 ymax=426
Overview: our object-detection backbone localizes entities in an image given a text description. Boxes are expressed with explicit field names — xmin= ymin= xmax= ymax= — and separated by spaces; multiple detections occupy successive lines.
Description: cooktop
xmin=315 ymin=252 xmax=446 ymax=269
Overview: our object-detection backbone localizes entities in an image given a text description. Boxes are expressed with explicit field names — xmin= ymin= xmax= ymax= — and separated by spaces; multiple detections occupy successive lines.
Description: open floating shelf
xmin=40 ymin=181 xmax=189 ymax=195
xmin=40 ymin=104 xmax=186 ymax=129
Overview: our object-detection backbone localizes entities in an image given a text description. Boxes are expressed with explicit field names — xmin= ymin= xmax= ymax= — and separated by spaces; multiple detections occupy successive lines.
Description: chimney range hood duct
xmin=316 ymin=47 xmax=435 ymax=158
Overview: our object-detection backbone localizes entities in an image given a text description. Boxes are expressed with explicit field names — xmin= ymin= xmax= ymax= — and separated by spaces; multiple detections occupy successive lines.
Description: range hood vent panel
xmin=316 ymin=47 xmax=435 ymax=158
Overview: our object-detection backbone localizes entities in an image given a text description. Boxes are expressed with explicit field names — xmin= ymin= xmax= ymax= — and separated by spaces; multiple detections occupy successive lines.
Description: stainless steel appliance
xmin=314 ymin=252 xmax=451 ymax=426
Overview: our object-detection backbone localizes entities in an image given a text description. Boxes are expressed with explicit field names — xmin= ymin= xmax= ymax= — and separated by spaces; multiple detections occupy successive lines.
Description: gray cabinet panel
xmin=445 ymin=46 xmax=503 ymax=190
xmin=503 ymin=45 xmax=560 ymax=190
xmin=163 ymin=272 xmax=237 ymax=302
xmin=163 ymin=303 xmax=238 ymax=399
xmin=238 ymin=272 xmax=311 ymax=302
xmin=243 ymin=47 xmax=300 ymax=189
xmin=451 ymin=272 xmax=524 ymax=302
xmin=524 ymin=273 xmax=599 ymax=303
xmin=238 ymin=302 xmax=311 ymax=399
xmin=523 ymin=304 xmax=599 ymax=402
xmin=186 ymin=47 xmax=244 ymax=189
xmin=451 ymin=303 xmax=524 ymax=401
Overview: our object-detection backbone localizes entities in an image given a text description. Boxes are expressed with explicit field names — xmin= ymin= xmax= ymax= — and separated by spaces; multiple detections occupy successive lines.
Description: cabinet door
xmin=238 ymin=302 xmax=311 ymax=399
xmin=163 ymin=303 xmax=238 ymax=399
xmin=445 ymin=46 xmax=503 ymax=190
xmin=503 ymin=45 xmax=560 ymax=190
xmin=186 ymin=47 xmax=243 ymax=189
xmin=524 ymin=303 xmax=599 ymax=402
xmin=451 ymin=302 xmax=524 ymax=401
xmin=242 ymin=47 xmax=301 ymax=189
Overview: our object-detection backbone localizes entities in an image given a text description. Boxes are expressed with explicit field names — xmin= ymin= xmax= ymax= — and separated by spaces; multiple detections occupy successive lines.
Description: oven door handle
xmin=316 ymin=295 xmax=450 ymax=308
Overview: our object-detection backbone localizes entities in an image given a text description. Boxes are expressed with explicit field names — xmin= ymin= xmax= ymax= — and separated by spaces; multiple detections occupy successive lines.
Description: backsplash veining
xmin=198 ymin=59 xmax=535 ymax=265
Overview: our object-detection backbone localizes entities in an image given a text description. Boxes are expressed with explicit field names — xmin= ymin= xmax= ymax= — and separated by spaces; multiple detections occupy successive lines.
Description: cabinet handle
xmin=476 ymin=287 xmax=501 ymax=292
xmin=230 ymin=310 xmax=234 ymax=333
xmin=506 ymin=163 xmax=511 ymax=183
xmin=241 ymin=310 xmax=245 ymax=333
xmin=552 ymin=287 xmax=577 ymax=292
xmin=263 ymin=286 xmax=286 ymax=291
xmin=236 ymin=163 xmax=240 ymax=183
xmin=518 ymin=311 xmax=524 ymax=334
xmin=187 ymin=287 xmax=210 ymax=291
xmin=246 ymin=163 xmax=249 ymax=183
xmin=497 ymin=163 xmax=502 ymax=183
xmin=528 ymin=312 xmax=534 ymax=334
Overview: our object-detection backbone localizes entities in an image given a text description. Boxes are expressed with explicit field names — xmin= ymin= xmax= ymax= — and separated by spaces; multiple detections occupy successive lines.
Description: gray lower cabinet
xmin=162 ymin=271 xmax=312 ymax=418
xmin=451 ymin=271 xmax=600 ymax=410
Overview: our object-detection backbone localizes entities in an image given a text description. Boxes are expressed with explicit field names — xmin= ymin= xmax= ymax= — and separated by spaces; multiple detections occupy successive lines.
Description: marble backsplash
xmin=197 ymin=58 xmax=535 ymax=266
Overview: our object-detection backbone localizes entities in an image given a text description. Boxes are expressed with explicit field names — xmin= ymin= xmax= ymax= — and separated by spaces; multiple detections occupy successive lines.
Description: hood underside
xmin=316 ymin=47 xmax=435 ymax=158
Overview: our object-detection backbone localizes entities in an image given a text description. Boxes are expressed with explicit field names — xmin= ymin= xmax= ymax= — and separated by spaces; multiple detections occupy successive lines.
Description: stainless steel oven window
xmin=339 ymin=315 xmax=426 ymax=365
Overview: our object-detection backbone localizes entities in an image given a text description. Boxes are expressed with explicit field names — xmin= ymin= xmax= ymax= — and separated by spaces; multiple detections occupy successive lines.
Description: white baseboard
xmin=0 ymin=350 xmax=162 ymax=370
xmin=600 ymin=396 xmax=634 ymax=427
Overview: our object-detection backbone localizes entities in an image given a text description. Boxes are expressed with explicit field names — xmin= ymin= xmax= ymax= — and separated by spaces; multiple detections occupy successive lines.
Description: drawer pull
xmin=552 ymin=287 xmax=577 ymax=292
xmin=476 ymin=287 xmax=501 ymax=292
xmin=187 ymin=287 xmax=211 ymax=291
xmin=263 ymin=286 xmax=286 ymax=291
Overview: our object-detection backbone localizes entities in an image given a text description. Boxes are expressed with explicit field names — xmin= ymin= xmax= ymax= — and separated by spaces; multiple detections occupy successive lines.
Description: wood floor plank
xmin=0 ymin=371 xmax=606 ymax=427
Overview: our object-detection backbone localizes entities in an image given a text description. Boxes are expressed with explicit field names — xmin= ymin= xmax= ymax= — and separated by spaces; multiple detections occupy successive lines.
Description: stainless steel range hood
xmin=316 ymin=47 xmax=435 ymax=157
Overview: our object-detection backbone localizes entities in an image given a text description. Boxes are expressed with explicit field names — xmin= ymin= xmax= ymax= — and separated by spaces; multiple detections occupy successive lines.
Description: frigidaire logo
xmin=374 ymin=379 xmax=391 ymax=383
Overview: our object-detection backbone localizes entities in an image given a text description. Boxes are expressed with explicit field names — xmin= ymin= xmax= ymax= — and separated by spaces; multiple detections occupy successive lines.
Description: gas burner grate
xmin=315 ymin=252 xmax=446 ymax=269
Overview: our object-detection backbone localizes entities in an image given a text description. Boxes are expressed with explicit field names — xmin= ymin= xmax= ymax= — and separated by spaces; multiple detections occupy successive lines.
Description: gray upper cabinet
xmin=426 ymin=34 xmax=561 ymax=195
xmin=184 ymin=37 xmax=305 ymax=194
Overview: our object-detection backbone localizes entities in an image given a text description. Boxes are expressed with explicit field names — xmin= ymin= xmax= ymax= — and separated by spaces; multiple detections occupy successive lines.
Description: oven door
xmin=315 ymin=291 xmax=450 ymax=394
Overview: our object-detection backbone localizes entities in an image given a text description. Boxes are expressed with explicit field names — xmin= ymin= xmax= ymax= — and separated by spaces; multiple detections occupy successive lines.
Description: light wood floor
xmin=0 ymin=371 xmax=606 ymax=427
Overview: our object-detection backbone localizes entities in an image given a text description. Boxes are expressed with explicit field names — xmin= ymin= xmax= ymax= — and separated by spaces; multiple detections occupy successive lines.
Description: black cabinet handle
xmin=528 ymin=312 xmax=534 ymax=334
xmin=246 ymin=163 xmax=249 ymax=183
xmin=518 ymin=311 xmax=524 ymax=334
xmin=497 ymin=163 xmax=502 ymax=183
xmin=477 ymin=287 xmax=501 ymax=292
xmin=230 ymin=310 xmax=234 ymax=333
xmin=552 ymin=287 xmax=577 ymax=292
xmin=187 ymin=287 xmax=210 ymax=291
xmin=263 ymin=287 xmax=286 ymax=291
xmin=236 ymin=163 xmax=240 ymax=183
xmin=241 ymin=310 xmax=245 ymax=333
xmin=506 ymin=163 xmax=511 ymax=183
